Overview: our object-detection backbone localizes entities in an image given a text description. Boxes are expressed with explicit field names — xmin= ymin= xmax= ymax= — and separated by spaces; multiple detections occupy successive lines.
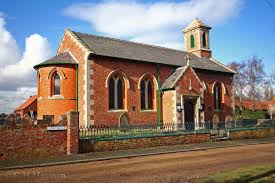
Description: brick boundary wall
xmin=79 ymin=133 xmax=210 ymax=153
xmin=0 ymin=111 xmax=79 ymax=161
xmin=67 ymin=111 xmax=79 ymax=155
xmin=79 ymin=127 xmax=275 ymax=153
xmin=229 ymin=128 xmax=275 ymax=140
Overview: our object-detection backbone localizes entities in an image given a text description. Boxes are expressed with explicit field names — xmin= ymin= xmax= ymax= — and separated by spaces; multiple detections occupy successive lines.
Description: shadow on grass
xmin=204 ymin=169 xmax=275 ymax=183
xmin=235 ymin=169 xmax=275 ymax=183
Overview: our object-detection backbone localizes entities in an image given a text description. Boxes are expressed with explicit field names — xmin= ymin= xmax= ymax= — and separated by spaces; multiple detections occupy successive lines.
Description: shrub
xmin=234 ymin=108 xmax=266 ymax=120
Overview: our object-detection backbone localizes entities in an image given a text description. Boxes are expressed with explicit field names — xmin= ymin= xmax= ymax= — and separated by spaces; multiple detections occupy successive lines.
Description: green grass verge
xmin=197 ymin=164 xmax=275 ymax=183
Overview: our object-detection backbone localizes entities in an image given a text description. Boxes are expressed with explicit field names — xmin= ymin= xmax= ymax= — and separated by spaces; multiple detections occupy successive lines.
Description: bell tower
xmin=183 ymin=18 xmax=212 ymax=58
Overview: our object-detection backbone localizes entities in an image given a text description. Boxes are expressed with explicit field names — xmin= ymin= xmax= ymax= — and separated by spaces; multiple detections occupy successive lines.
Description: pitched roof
xmin=161 ymin=66 xmax=188 ymax=89
xmin=183 ymin=18 xmax=211 ymax=32
xmin=161 ymin=65 xmax=203 ymax=90
xmin=70 ymin=30 xmax=234 ymax=74
xmin=34 ymin=52 xmax=77 ymax=69
xmin=15 ymin=95 xmax=37 ymax=112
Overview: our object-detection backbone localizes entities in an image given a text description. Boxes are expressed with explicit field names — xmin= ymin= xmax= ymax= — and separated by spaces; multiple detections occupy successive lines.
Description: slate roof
xmin=15 ymin=95 xmax=37 ymax=112
xmin=34 ymin=52 xmax=77 ymax=69
xmin=71 ymin=31 xmax=235 ymax=74
xmin=161 ymin=66 xmax=188 ymax=89
xmin=183 ymin=18 xmax=211 ymax=32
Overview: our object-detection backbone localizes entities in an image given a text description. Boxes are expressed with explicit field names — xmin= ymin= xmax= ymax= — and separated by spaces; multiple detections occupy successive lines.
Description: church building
xmin=34 ymin=19 xmax=235 ymax=128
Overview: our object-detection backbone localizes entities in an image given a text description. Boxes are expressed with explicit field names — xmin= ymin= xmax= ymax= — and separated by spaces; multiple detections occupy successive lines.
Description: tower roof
xmin=183 ymin=18 xmax=211 ymax=33
xmin=34 ymin=51 xmax=77 ymax=69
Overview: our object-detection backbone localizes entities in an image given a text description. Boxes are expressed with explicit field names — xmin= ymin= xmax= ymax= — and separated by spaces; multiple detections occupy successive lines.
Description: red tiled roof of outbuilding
xmin=15 ymin=95 xmax=37 ymax=112
xmin=235 ymin=99 xmax=270 ymax=111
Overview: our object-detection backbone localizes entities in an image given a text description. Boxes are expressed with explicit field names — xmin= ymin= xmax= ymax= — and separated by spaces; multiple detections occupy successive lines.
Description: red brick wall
xmin=0 ymin=111 xmax=79 ymax=161
xmin=176 ymin=67 xmax=203 ymax=96
xmin=91 ymin=56 xmax=233 ymax=125
xmin=37 ymin=65 xmax=76 ymax=123
xmin=79 ymin=133 xmax=210 ymax=153
xmin=192 ymin=49 xmax=212 ymax=58
xmin=66 ymin=111 xmax=79 ymax=155
xmin=0 ymin=125 xmax=67 ymax=160
xmin=91 ymin=56 xmax=175 ymax=125
xmin=176 ymin=67 xmax=204 ymax=124
xmin=196 ymin=70 xmax=234 ymax=122
xmin=229 ymin=128 xmax=275 ymax=140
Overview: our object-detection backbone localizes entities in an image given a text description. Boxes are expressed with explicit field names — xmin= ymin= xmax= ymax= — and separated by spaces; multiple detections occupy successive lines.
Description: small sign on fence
xmin=47 ymin=126 xmax=67 ymax=131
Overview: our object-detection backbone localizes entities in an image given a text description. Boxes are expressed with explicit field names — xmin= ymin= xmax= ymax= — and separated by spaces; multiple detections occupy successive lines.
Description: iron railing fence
xmin=212 ymin=120 xmax=275 ymax=130
xmin=79 ymin=120 xmax=275 ymax=141
xmin=79 ymin=122 xmax=208 ymax=141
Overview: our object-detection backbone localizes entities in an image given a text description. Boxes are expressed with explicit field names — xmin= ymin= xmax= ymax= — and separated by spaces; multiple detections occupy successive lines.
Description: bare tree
xmin=227 ymin=61 xmax=247 ymax=109
xmin=271 ymin=71 xmax=275 ymax=84
xmin=262 ymin=78 xmax=275 ymax=100
xmin=270 ymin=70 xmax=275 ymax=100
xmin=244 ymin=56 xmax=266 ymax=110
xmin=228 ymin=56 xmax=271 ymax=110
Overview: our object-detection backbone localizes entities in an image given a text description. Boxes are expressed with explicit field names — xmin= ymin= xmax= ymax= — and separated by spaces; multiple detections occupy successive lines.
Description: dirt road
xmin=1 ymin=143 xmax=275 ymax=183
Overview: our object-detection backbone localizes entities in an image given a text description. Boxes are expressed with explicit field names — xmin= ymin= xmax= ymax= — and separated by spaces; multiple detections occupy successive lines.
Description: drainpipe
xmin=75 ymin=64 xmax=79 ymax=111
xmin=157 ymin=64 xmax=162 ymax=127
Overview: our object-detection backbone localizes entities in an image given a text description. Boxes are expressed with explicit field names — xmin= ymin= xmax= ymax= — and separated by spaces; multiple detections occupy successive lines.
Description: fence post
xmin=66 ymin=111 xmax=79 ymax=155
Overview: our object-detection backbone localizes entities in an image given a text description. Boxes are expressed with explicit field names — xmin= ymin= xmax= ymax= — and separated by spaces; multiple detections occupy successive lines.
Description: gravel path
xmin=1 ymin=143 xmax=275 ymax=183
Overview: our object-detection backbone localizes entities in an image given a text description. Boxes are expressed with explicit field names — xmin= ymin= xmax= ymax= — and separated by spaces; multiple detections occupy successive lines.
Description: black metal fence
xmin=79 ymin=122 xmax=202 ymax=141
xmin=79 ymin=120 xmax=275 ymax=141
xmin=212 ymin=119 xmax=275 ymax=130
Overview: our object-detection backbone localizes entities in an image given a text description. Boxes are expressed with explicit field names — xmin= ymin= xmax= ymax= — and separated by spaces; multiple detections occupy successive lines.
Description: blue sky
xmin=0 ymin=0 xmax=274 ymax=113
xmin=1 ymin=0 xmax=275 ymax=68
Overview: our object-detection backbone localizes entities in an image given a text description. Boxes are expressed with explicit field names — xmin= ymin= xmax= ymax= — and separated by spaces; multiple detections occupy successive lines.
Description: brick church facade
xmin=34 ymin=19 xmax=235 ymax=128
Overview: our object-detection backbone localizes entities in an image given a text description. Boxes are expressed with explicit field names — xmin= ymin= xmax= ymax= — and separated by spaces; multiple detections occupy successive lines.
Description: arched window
xmin=140 ymin=79 xmax=153 ymax=110
xmin=214 ymin=83 xmax=222 ymax=110
xmin=53 ymin=73 xmax=60 ymax=95
xmin=202 ymin=32 xmax=207 ymax=47
xmin=191 ymin=34 xmax=195 ymax=48
xmin=109 ymin=74 xmax=124 ymax=110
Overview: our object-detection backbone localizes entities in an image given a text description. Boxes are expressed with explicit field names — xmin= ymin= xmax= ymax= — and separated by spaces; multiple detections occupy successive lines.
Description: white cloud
xmin=0 ymin=87 xmax=36 ymax=114
xmin=0 ymin=15 xmax=51 ymax=113
xmin=64 ymin=0 xmax=243 ymax=48
xmin=0 ymin=34 xmax=51 ymax=84
xmin=0 ymin=17 xmax=20 ymax=66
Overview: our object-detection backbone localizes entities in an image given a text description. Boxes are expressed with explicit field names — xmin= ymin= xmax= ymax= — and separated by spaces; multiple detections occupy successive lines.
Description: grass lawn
xmin=197 ymin=164 xmax=275 ymax=183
